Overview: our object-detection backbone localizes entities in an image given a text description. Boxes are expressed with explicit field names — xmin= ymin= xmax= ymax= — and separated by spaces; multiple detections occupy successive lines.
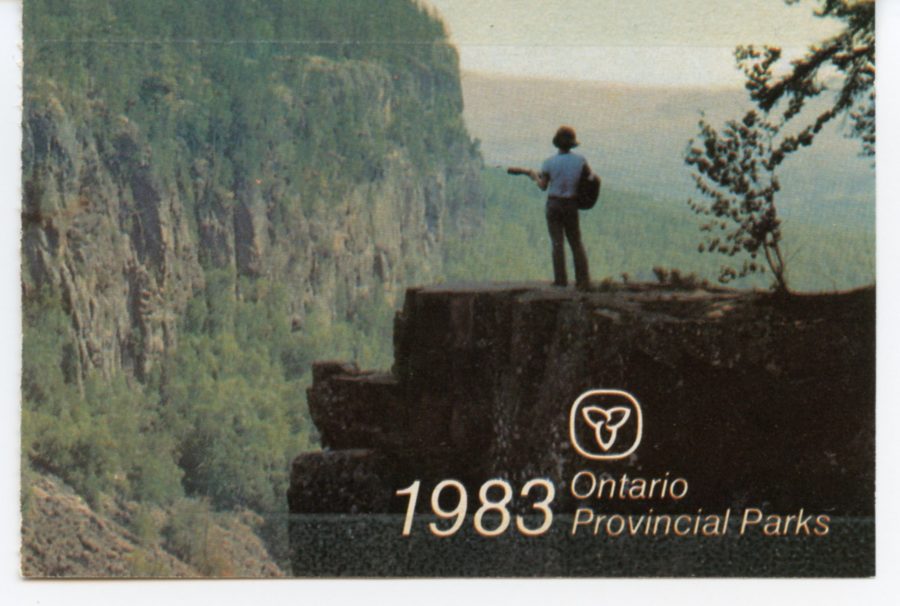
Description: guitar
xmin=507 ymin=167 xmax=540 ymax=181
xmin=506 ymin=166 xmax=602 ymax=210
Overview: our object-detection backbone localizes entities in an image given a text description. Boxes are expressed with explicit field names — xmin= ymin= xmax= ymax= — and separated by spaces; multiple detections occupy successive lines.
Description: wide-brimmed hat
xmin=552 ymin=126 xmax=579 ymax=149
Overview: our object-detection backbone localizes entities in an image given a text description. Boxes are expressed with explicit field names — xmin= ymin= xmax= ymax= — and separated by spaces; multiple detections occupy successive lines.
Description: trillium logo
xmin=569 ymin=389 xmax=643 ymax=460
xmin=581 ymin=405 xmax=631 ymax=451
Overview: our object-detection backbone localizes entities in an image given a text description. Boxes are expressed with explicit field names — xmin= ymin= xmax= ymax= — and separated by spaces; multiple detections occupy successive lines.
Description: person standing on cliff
xmin=534 ymin=126 xmax=592 ymax=290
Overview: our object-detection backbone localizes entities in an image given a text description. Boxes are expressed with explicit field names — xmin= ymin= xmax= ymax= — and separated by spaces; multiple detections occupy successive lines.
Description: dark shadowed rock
xmin=292 ymin=282 xmax=874 ymax=519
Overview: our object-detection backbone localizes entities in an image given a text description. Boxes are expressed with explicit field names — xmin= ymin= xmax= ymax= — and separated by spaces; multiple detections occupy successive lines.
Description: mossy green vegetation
xmin=22 ymin=0 xmax=460 ymax=571
xmin=21 ymin=272 xmax=396 ymax=567
xmin=22 ymin=289 xmax=183 ymax=508
xmin=25 ymin=0 xmax=462 ymax=190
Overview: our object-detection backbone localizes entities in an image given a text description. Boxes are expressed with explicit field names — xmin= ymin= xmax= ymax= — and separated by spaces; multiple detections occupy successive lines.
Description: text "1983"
xmin=395 ymin=478 xmax=556 ymax=537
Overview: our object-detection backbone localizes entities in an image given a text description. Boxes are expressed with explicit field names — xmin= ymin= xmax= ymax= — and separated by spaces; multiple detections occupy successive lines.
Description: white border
xmin=3 ymin=0 xmax=899 ymax=604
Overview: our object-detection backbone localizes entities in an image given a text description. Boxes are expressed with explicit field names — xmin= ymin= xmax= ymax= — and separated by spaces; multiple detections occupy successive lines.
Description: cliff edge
xmin=290 ymin=282 xmax=874 ymax=516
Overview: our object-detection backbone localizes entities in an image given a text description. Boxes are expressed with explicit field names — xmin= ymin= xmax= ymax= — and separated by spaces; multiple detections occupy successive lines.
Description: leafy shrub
xmin=22 ymin=289 xmax=184 ymax=507
xmin=162 ymin=498 xmax=232 ymax=577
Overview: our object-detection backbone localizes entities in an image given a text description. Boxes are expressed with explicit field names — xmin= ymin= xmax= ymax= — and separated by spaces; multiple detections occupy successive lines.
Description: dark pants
xmin=546 ymin=196 xmax=590 ymax=287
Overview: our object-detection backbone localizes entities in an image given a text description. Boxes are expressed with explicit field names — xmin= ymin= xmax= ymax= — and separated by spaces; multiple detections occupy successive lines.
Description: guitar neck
xmin=507 ymin=167 xmax=538 ymax=180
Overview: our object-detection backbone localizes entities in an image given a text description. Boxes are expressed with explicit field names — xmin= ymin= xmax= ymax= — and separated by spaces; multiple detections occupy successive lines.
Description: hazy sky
xmin=425 ymin=0 xmax=843 ymax=86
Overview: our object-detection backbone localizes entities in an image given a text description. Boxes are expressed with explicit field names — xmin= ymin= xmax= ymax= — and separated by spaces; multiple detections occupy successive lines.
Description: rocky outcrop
xmin=22 ymin=106 xmax=203 ymax=381
xmin=22 ymin=49 xmax=483 ymax=383
xmin=290 ymin=283 xmax=875 ymax=518
xmin=21 ymin=473 xmax=283 ymax=578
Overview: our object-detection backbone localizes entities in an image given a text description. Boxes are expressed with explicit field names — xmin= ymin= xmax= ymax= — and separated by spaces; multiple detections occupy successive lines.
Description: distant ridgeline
xmin=21 ymin=0 xmax=484 ymax=549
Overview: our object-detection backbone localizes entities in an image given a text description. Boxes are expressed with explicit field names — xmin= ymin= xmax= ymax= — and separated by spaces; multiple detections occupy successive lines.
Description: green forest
xmin=20 ymin=0 xmax=874 ymax=575
xmin=22 ymin=0 xmax=465 ymax=572
xmin=25 ymin=0 xmax=467 ymax=208
xmin=22 ymin=268 xmax=396 ymax=571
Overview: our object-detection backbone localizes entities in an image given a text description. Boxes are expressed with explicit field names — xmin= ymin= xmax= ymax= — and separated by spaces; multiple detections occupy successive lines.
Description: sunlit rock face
xmin=23 ymin=50 xmax=484 ymax=382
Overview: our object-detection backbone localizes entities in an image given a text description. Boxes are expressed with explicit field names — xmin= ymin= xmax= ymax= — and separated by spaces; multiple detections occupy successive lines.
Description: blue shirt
xmin=541 ymin=151 xmax=587 ymax=199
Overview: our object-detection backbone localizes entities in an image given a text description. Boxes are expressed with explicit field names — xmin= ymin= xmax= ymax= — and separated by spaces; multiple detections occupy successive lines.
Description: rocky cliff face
xmin=22 ymin=50 xmax=483 ymax=381
xmin=21 ymin=2 xmax=486 ymax=572
xmin=291 ymin=283 xmax=874 ymax=518
xmin=23 ymin=102 xmax=203 ymax=381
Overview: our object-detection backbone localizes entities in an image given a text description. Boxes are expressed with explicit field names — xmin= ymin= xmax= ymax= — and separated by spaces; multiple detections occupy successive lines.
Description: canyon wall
xmin=22 ymin=0 xmax=483 ymax=382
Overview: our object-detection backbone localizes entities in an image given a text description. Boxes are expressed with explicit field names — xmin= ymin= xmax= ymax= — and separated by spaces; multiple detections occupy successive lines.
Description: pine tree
xmin=737 ymin=0 xmax=874 ymax=157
